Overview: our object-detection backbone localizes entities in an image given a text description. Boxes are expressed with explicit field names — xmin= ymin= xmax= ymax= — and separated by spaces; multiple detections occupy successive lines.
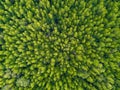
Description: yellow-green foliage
xmin=0 ymin=0 xmax=120 ymax=90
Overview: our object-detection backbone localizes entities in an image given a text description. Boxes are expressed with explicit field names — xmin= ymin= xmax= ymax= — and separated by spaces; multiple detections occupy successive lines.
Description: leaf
xmin=78 ymin=73 xmax=89 ymax=79
xmin=0 ymin=71 xmax=4 ymax=76
xmin=0 ymin=64 xmax=4 ymax=70
xmin=87 ymin=77 xmax=94 ymax=83
xmin=59 ymin=81 xmax=62 ymax=86
xmin=107 ymin=77 xmax=114 ymax=84
xmin=7 ymin=79 xmax=15 ymax=84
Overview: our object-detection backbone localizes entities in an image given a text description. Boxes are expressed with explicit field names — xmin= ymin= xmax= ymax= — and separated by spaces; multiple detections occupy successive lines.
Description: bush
xmin=0 ymin=0 xmax=120 ymax=90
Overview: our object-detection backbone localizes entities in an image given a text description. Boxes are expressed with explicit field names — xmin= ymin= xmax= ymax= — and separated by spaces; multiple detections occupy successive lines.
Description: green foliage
xmin=16 ymin=77 xmax=30 ymax=87
xmin=0 ymin=0 xmax=120 ymax=90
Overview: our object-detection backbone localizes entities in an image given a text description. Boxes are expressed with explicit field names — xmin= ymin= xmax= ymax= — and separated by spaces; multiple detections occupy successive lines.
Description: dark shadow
xmin=95 ymin=38 xmax=100 ymax=43
xmin=49 ymin=0 xmax=52 ymax=6
xmin=0 ymin=45 xmax=2 ymax=50
xmin=54 ymin=17 xmax=59 ymax=24
xmin=103 ymin=53 xmax=109 ymax=58
xmin=49 ymin=28 xmax=54 ymax=32
xmin=0 ymin=28 xmax=3 ymax=33
xmin=34 ymin=0 xmax=40 ymax=3
xmin=10 ymin=0 xmax=15 ymax=4
xmin=54 ymin=61 xmax=60 ymax=67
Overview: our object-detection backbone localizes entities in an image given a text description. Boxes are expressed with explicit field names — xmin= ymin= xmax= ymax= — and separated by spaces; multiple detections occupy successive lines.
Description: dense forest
xmin=0 ymin=0 xmax=120 ymax=90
